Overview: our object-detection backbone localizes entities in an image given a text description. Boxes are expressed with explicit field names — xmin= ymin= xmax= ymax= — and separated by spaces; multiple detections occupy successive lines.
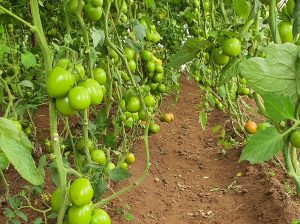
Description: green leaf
xmin=19 ymin=80 xmax=34 ymax=89
xmin=0 ymin=151 xmax=9 ymax=169
xmin=0 ymin=136 xmax=44 ymax=185
xmin=198 ymin=111 xmax=207 ymax=130
xmin=240 ymin=44 xmax=300 ymax=102
xmin=263 ymin=94 xmax=295 ymax=122
xmin=91 ymin=28 xmax=105 ymax=48
xmin=104 ymin=133 xmax=117 ymax=149
xmin=21 ymin=51 xmax=37 ymax=69
xmin=133 ymin=22 xmax=146 ymax=41
xmin=96 ymin=109 xmax=108 ymax=131
xmin=109 ymin=168 xmax=131 ymax=182
xmin=233 ymin=0 xmax=250 ymax=19
xmin=94 ymin=178 xmax=107 ymax=199
xmin=218 ymin=58 xmax=241 ymax=86
xmin=15 ymin=211 xmax=27 ymax=222
xmin=144 ymin=0 xmax=154 ymax=7
xmin=239 ymin=127 xmax=284 ymax=164
xmin=168 ymin=38 xmax=212 ymax=69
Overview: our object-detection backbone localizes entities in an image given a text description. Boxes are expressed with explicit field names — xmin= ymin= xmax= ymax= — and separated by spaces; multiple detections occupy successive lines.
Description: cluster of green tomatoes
xmin=46 ymin=59 xmax=107 ymax=116
xmin=51 ymin=178 xmax=111 ymax=224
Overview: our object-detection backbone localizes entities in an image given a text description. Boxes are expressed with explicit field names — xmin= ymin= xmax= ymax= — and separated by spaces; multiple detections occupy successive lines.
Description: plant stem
xmin=291 ymin=147 xmax=300 ymax=176
xmin=83 ymin=109 xmax=92 ymax=163
xmin=0 ymin=6 xmax=34 ymax=29
xmin=219 ymin=0 xmax=229 ymax=23
xmin=210 ymin=0 xmax=216 ymax=28
xmin=0 ymin=169 xmax=9 ymax=200
xmin=269 ymin=0 xmax=279 ymax=43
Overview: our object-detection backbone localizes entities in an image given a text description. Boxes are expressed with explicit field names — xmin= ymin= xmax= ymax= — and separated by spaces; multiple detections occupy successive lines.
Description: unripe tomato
xmin=144 ymin=94 xmax=157 ymax=107
xmin=222 ymin=38 xmax=241 ymax=57
xmin=68 ymin=203 xmax=93 ymax=224
xmin=126 ymin=96 xmax=141 ymax=113
xmin=93 ymin=68 xmax=107 ymax=85
xmin=124 ymin=48 xmax=135 ymax=60
xmin=150 ymin=83 xmax=158 ymax=91
xmin=69 ymin=178 xmax=94 ymax=206
xmin=91 ymin=0 xmax=103 ymax=7
xmin=77 ymin=138 xmax=94 ymax=154
xmin=160 ymin=113 xmax=172 ymax=123
xmin=278 ymin=21 xmax=293 ymax=43
xmin=120 ymin=14 xmax=128 ymax=23
xmin=212 ymin=48 xmax=229 ymax=66
xmin=169 ymin=113 xmax=175 ymax=121
xmin=290 ymin=130 xmax=300 ymax=148
xmin=128 ymin=59 xmax=137 ymax=71
xmin=68 ymin=0 xmax=85 ymax=15
xmin=106 ymin=162 xmax=115 ymax=172
xmin=153 ymin=73 xmax=164 ymax=83
xmin=125 ymin=153 xmax=136 ymax=164
xmin=108 ymin=48 xmax=118 ymax=59
xmin=91 ymin=150 xmax=106 ymax=165
xmin=68 ymin=86 xmax=91 ymax=110
xmin=90 ymin=209 xmax=111 ymax=224
xmin=118 ymin=162 xmax=128 ymax=170
xmin=155 ymin=64 xmax=164 ymax=73
xmin=244 ymin=121 xmax=257 ymax=134
xmin=124 ymin=117 xmax=134 ymax=128
xmin=146 ymin=61 xmax=156 ymax=72
xmin=73 ymin=64 xmax=86 ymax=82
xmin=149 ymin=123 xmax=160 ymax=134
xmin=152 ymin=31 xmax=161 ymax=43
xmin=286 ymin=0 xmax=295 ymax=16
xmin=50 ymin=188 xmax=62 ymax=212
xmin=141 ymin=50 xmax=153 ymax=62
xmin=84 ymin=4 xmax=103 ymax=21
xmin=138 ymin=110 xmax=147 ymax=121
xmin=46 ymin=67 xmax=75 ymax=98
xmin=79 ymin=79 xmax=103 ymax=106
xmin=55 ymin=58 xmax=71 ymax=70
xmin=158 ymin=83 xmax=167 ymax=93
xmin=145 ymin=29 xmax=154 ymax=41
xmin=56 ymin=96 xmax=76 ymax=116
xmin=257 ymin=122 xmax=271 ymax=131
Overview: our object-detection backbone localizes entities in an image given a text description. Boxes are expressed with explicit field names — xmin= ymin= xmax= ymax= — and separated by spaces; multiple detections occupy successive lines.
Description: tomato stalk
xmin=210 ymin=0 xmax=216 ymax=28
xmin=83 ymin=109 xmax=92 ymax=163
xmin=269 ymin=0 xmax=279 ymax=43
xmin=94 ymin=1 xmax=151 ymax=207
xmin=0 ymin=78 xmax=15 ymax=119
xmin=0 ymin=169 xmax=9 ymax=200
xmin=219 ymin=0 xmax=229 ymax=23
xmin=105 ymin=60 xmax=114 ymax=118
xmin=200 ymin=0 xmax=207 ymax=38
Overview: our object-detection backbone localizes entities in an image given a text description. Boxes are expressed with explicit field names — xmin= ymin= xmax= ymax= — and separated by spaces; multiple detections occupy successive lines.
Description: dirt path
xmin=111 ymin=78 xmax=300 ymax=224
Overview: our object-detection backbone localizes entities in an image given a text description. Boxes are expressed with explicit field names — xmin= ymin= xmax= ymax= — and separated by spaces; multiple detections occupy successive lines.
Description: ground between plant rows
xmin=1 ymin=77 xmax=300 ymax=224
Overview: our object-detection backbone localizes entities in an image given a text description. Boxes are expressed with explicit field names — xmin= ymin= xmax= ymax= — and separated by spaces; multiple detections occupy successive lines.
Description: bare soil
xmin=1 ymin=77 xmax=300 ymax=224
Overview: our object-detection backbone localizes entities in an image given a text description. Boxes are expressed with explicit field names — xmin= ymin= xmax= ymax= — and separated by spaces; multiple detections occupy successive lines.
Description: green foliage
xmin=109 ymin=167 xmax=131 ymax=182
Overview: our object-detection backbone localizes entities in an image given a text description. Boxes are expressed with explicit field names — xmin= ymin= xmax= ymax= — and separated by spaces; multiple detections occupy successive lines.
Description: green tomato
xmin=278 ymin=21 xmax=293 ymax=43
xmin=124 ymin=117 xmax=134 ymax=128
xmin=55 ymin=58 xmax=71 ymax=69
xmin=126 ymin=96 xmax=141 ymax=113
xmin=145 ymin=61 xmax=156 ymax=72
xmin=56 ymin=96 xmax=76 ymax=116
xmin=77 ymin=138 xmax=94 ymax=154
xmin=290 ymin=130 xmax=300 ymax=148
xmin=68 ymin=203 xmax=93 ymax=224
xmin=128 ymin=59 xmax=137 ymax=71
xmin=155 ymin=64 xmax=164 ymax=73
xmin=222 ymin=38 xmax=241 ymax=57
xmin=69 ymin=178 xmax=94 ymax=206
xmin=90 ymin=209 xmax=111 ymax=224
xmin=257 ymin=122 xmax=271 ymax=131
xmin=46 ymin=67 xmax=75 ymax=98
xmin=149 ymin=123 xmax=160 ymax=134
xmin=212 ymin=48 xmax=229 ymax=66
xmin=120 ymin=14 xmax=128 ymax=23
xmin=153 ymin=73 xmax=164 ymax=83
xmin=118 ymin=162 xmax=128 ymax=170
xmin=124 ymin=48 xmax=135 ymax=60
xmin=286 ymin=0 xmax=295 ymax=17
xmin=91 ymin=150 xmax=106 ymax=165
xmin=84 ymin=4 xmax=103 ymax=21
xmin=150 ymin=83 xmax=158 ymax=91
xmin=68 ymin=0 xmax=85 ymax=15
xmin=107 ymin=48 xmax=118 ymax=59
xmin=125 ymin=153 xmax=136 ymax=164
xmin=106 ymin=162 xmax=115 ymax=172
xmin=158 ymin=83 xmax=167 ymax=93
xmin=138 ymin=109 xmax=147 ymax=121
xmin=145 ymin=29 xmax=154 ymax=41
xmin=79 ymin=79 xmax=104 ymax=106
xmin=73 ymin=64 xmax=86 ymax=82
xmin=50 ymin=188 xmax=62 ymax=212
xmin=93 ymin=68 xmax=107 ymax=85
xmin=141 ymin=50 xmax=153 ymax=62
xmin=152 ymin=31 xmax=161 ymax=43
xmin=68 ymin=86 xmax=91 ymax=110
xmin=144 ymin=94 xmax=156 ymax=107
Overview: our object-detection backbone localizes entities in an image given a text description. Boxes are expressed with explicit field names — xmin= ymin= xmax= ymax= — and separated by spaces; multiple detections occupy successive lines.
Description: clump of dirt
xmin=109 ymin=78 xmax=300 ymax=224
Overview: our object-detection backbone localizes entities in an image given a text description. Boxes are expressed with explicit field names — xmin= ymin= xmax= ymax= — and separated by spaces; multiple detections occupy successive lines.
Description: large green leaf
xmin=263 ymin=94 xmax=295 ymax=122
xmin=21 ymin=51 xmax=37 ymax=69
xmin=0 ymin=136 xmax=45 ymax=185
xmin=168 ymin=38 xmax=212 ymax=69
xmin=240 ymin=43 xmax=300 ymax=102
xmin=239 ymin=127 xmax=284 ymax=164
xmin=0 ymin=151 xmax=9 ymax=169
xmin=233 ymin=0 xmax=250 ymax=19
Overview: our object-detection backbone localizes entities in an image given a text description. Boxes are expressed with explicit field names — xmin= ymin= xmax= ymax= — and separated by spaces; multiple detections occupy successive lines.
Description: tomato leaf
xmin=239 ymin=127 xmax=284 ymax=164
xmin=109 ymin=168 xmax=131 ymax=182
xmin=262 ymin=93 xmax=295 ymax=122
xmin=240 ymin=43 xmax=300 ymax=102
xmin=218 ymin=58 xmax=241 ymax=86
xmin=133 ymin=22 xmax=146 ymax=41
xmin=0 ymin=136 xmax=45 ymax=185
xmin=21 ymin=51 xmax=37 ymax=69
xmin=0 ymin=151 xmax=9 ymax=169
xmin=168 ymin=38 xmax=212 ymax=69
xmin=144 ymin=0 xmax=155 ymax=7
xmin=198 ymin=111 xmax=207 ymax=130
xmin=91 ymin=28 xmax=105 ymax=48
xmin=233 ymin=0 xmax=250 ymax=19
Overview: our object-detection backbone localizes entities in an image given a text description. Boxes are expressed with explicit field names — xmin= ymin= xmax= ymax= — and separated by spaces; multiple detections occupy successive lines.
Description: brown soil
xmin=1 ymin=78 xmax=300 ymax=224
